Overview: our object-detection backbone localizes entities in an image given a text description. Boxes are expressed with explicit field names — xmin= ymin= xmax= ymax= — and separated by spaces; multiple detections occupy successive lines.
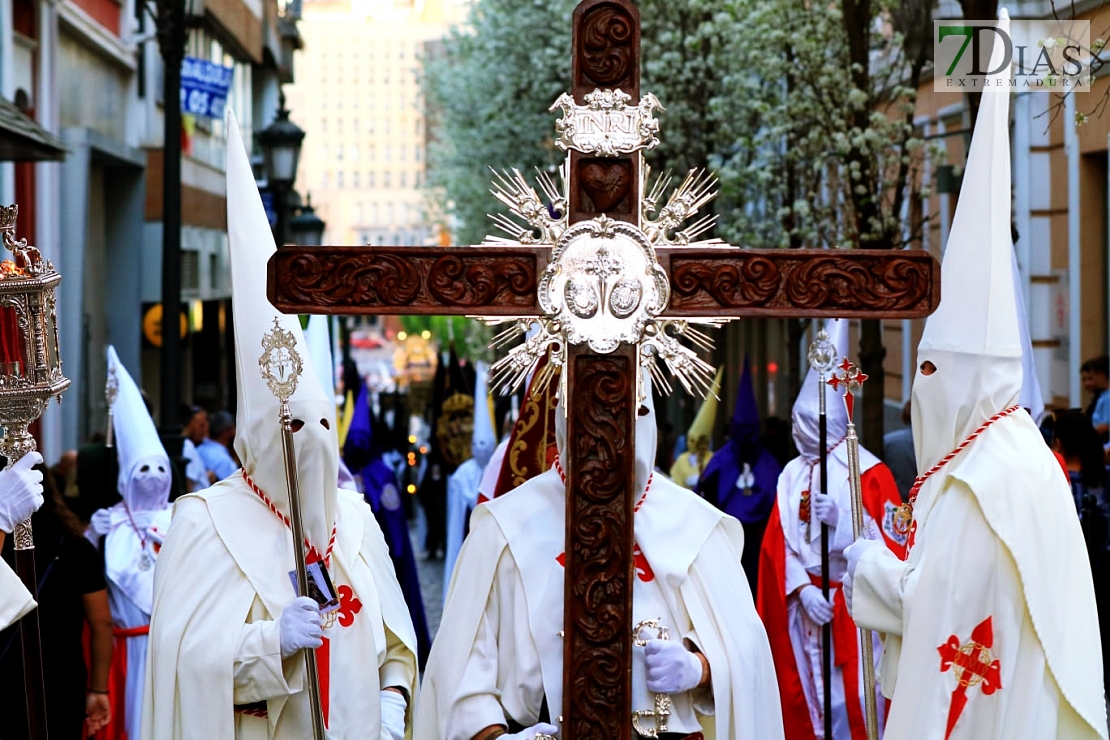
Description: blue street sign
xmin=180 ymin=56 xmax=234 ymax=119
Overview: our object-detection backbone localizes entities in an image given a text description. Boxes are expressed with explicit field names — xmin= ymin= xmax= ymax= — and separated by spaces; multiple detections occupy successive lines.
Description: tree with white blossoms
xmin=423 ymin=0 xmax=935 ymax=444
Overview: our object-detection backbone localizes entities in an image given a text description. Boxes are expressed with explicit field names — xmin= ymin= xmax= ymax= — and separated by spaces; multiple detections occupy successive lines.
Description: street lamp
xmin=257 ymin=97 xmax=305 ymax=246
xmin=289 ymin=194 xmax=326 ymax=246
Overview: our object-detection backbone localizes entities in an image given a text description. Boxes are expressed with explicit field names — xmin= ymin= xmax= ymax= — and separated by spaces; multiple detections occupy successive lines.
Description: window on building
xmin=337 ymin=145 xmax=344 ymax=161
xmin=337 ymin=119 xmax=343 ymax=134
xmin=400 ymin=171 xmax=407 ymax=187
xmin=337 ymin=171 xmax=345 ymax=188
xmin=415 ymin=171 xmax=423 ymax=187
xmin=352 ymin=145 xmax=359 ymax=162
xmin=368 ymin=145 xmax=375 ymax=160
xmin=415 ymin=119 xmax=421 ymax=135
xmin=415 ymin=146 xmax=422 ymax=162
xmin=320 ymin=145 xmax=328 ymax=160
xmin=384 ymin=145 xmax=391 ymax=162
xmin=368 ymin=171 xmax=376 ymax=187
xmin=400 ymin=146 xmax=407 ymax=162
xmin=386 ymin=203 xmax=395 ymax=222
xmin=384 ymin=171 xmax=392 ymax=187
xmin=322 ymin=119 xmax=328 ymax=133
xmin=354 ymin=171 xmax=361 ymax=188
xmin=323 ymin=171 xmax=331 ymax=188
xmin=356 ymin=202 xmax=363 ymax=222
xmin=384 ymin=120 xmax=391 ymax=135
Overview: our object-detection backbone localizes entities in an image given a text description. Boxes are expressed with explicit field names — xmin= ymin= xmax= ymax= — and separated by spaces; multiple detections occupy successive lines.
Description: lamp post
xmin=154 ymin=0 xmax=189 ymax=439
xmin=289 ymin=194 xmax=326 ymax=246
xmin=257 ymin=97 xmax=305 ymax=247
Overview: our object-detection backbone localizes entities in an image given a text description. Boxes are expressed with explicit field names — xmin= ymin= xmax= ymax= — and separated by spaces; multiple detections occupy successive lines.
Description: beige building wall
xmin=285 ymin=0 xmax=470 ymax=247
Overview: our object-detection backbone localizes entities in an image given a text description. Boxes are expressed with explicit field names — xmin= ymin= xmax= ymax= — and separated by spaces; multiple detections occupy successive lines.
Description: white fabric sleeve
xmin=447 ymin=577 xmax=507 ymax=740
xmin=379 ymin=623 xmax=416 ymax=695
xmin=784 ymin=540 xmax=811 ymax=597
xmin=233 ymin=614 xmax=302 ymax=704
xmin=0 ymin=557 xmax=34 ymax=629
xmin=850 ymin=544 xmax=907 ymax=636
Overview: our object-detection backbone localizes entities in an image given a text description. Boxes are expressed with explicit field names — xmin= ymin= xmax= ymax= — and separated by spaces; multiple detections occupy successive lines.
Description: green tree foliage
xmin=424 ymin=0 xmax=933 ymax=442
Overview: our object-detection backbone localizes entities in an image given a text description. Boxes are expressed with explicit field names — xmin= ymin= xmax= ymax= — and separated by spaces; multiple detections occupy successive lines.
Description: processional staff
xmin=807 ymin=327 xmax=836 ymax=740
xmin=0 ymin=203 xmax=71 ymax=740
xmin=829 ymin=357 xmax=880 ymax=740
xmin=257 ymin=318 xmax=327 ymax=740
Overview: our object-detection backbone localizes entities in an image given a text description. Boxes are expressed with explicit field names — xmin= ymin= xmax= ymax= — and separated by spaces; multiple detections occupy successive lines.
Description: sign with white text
xmin=180 ymin=57 xmax=234 ymax=119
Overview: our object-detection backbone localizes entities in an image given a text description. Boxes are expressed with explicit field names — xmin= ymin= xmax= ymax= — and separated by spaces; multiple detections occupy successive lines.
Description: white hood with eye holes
xmin=880 ymin=12 xmax=1109 ymax=737
xmin=103 ymin=344 xmax=172 ymax=616
xmin=911 ymin=11 xmax=1021 ymax=472
xmin=226 ymin=112 xmax=337 ymax=553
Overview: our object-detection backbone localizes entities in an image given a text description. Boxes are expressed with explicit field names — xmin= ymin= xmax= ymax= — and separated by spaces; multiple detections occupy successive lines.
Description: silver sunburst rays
xmin=477 ymin=137 xmax=728 ymax=403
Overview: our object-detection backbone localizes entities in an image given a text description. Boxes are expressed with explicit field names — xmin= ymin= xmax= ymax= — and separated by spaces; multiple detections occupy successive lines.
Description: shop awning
xmin=0 ymin=96 xmax=65 ymax=162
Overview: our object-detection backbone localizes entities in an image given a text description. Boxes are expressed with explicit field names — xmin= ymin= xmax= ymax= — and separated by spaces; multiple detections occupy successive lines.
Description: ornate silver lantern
xmin=0 ymin=203 xmax=69 ymax=540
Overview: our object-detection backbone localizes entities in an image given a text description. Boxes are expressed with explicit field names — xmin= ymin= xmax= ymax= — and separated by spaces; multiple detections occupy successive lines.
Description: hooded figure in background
xmin=845 ymin=14 xmax=1107 ymax=739
xmin=89 ymin=345 xmax=173 ymax=740
xmin=757 ymin=318 xmax=904 ymax=740
xmin=697 ymin=357 xmax=781 ymax=589
xmin=417 ymin=369 xmax=785 ymax=740
xmin=443 ymin=361 xmax=496 ymax=595
xmin=143 ymin=113 xmax=417 ymax=740
xmin=344 ymin=380 xmax=431 ymax=668
xmin=669 ymin=368 xmax=722 ymax=488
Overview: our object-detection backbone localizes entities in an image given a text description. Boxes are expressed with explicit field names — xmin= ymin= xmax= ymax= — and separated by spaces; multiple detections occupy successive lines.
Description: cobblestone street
xmin=411 ymin=504 xmax=444 ymax=639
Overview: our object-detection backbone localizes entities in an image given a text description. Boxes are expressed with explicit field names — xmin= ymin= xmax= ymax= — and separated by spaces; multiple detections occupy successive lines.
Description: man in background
xmin=198 ymin=410 xmax=238 ymax=481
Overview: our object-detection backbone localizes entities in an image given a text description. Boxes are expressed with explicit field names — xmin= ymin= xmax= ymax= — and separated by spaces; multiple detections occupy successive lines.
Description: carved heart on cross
xmin=581 ymin=160 xmax=630 ymax=211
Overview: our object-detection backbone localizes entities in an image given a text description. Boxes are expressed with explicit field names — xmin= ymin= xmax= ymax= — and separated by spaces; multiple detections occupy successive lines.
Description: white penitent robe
xmin=417 ymin=468 xmax=784 ymax=740
xmin=851 ymin=413 xmax=1108 ymax=740
xmin=143 ymin=483 xmax=418 ymax=740
xmin=762 ymin=445 xmax=904 ymax=740
xmin=444 ymin=458 xmax=483 ymax=596
xmin=103 ymin=505 xmax=165 ymax=740
xmin=0 ymin=556 xmax=34 ymax=629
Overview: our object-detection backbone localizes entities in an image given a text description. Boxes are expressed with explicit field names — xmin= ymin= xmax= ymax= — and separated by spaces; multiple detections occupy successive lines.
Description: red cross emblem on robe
xmin=557 ymin=545 xmax=655 ymax=583
xmin=317 ymin=583 xmax=363 ymax=727
xmin=937 ymin=616 xmax=1002 ymax=739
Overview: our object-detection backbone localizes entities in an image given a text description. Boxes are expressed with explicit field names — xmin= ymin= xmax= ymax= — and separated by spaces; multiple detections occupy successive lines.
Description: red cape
xmin=756 ymin=463 xmax=905 ymax=740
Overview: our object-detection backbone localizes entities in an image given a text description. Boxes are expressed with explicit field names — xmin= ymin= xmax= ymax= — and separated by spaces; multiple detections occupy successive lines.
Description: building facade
xmin=285 ymin=0 xmax=469 ymax=249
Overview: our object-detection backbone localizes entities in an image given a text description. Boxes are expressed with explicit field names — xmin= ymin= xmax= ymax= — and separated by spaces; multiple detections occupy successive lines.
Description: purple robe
xmin=343 ymin=384 xmax=431 ymax=668
xmin=697 ymin=357 xmax=781 ymax=588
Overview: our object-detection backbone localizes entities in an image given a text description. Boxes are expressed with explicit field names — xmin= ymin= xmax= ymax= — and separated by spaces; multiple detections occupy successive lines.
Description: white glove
xmin=88 ymin=508 xmax=112 ymax=537
xmin=278 ymin=596 xmax=323 ymax=658
xmin=379 ymin=689 xmax=407 ymax=740
xmin=812 ymin=492 xmax=839 ymax=528
xmin=798 ymin=585 xmax=834 ymax=625
xmin=644 ymin=639 xmax=704 ymax=694
xmin=684 ymin=474 xmax=700 ymax=488
xmin=0 ymin=452 xmax=43 ymax=533
xmin=503 ymin=723 xmax=559 ymax=739
xmin=843 ymin=570 xmax=855 ymax=613
xmin=844 ymin=539 xmax=885 ymax=580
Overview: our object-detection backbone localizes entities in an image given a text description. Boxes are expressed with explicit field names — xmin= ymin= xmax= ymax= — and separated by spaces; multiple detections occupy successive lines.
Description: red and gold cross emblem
xmin=937 ymin=616 xmax=1002 ymax=739
xmin=318 ymin=584 xmax=363 ymax=727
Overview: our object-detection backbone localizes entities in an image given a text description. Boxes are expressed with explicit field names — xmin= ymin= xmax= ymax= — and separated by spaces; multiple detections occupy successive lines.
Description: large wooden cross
xmin=267 ymin=1 xmax=938 ymax=736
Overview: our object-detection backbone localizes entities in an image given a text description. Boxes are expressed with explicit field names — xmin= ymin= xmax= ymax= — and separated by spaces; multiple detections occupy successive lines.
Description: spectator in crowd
xmin=0 ymin=461 xmax=113 ymax=738
xmin=882 ymin=400 xmax=917 ymax=501
xmin=179 ymin=404 xmax=211 ymax=491
xmin=197 ymin=410 xmax=238 ymax=482
xmin=1052 ymin=409 xmax=1110 ymax=691
xmin=1081 ymin=356 xmax=1110 ymax=443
